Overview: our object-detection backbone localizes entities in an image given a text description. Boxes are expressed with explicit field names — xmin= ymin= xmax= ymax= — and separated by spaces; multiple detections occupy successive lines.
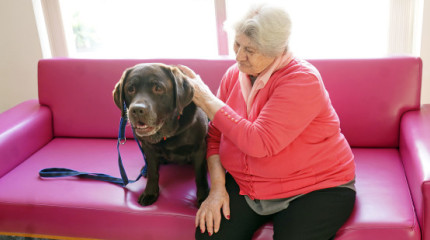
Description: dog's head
xmin=113 ymin=63 xmax=193 ymax=138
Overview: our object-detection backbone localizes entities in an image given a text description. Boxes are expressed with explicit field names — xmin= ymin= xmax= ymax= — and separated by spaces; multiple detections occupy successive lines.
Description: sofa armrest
xmin=0 ymin=100 xmax=53 ymax=178
xmin=400 ymin=104 xmax=430 ymax=240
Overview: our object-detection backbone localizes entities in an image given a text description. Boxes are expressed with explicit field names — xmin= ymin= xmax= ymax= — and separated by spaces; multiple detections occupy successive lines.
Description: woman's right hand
xmin=178 ymin=65 xmax=225 ymax=120
xmin=195 ymin=186 xmax=230 ymax=236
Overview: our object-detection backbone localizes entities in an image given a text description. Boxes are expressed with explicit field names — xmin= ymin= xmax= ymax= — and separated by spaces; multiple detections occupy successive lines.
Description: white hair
xmin=231 ymin=3 xmax=292 ymax=57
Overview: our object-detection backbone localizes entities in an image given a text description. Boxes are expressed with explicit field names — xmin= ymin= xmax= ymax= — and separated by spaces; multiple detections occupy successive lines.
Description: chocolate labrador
xmin=113 ymin=63 xmax=209 ymax=206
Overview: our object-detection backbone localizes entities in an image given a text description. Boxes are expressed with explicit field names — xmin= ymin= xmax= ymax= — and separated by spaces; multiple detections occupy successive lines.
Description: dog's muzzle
xmin=128 ymin=103 xmax=163 ymax=137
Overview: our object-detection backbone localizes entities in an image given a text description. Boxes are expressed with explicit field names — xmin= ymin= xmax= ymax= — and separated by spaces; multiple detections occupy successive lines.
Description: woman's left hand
xmin=195 ymin=186 xmax=230 ymax=236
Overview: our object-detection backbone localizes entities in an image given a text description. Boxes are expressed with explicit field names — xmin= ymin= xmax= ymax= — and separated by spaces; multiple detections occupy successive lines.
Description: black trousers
xmin=195 ymin=173 xmax=355 ymax=240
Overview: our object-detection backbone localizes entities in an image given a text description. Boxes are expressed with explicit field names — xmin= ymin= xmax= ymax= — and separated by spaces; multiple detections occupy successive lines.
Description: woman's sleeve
xmin=206 ymin=121 xmax=221 ymax=159
xmin=212 ymin=72 xmax=325 ymax=158
xmin=206 ymin=67 xmax=234 ymax=159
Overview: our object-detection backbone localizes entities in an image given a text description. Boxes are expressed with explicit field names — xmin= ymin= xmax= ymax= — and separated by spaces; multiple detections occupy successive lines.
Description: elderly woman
xmin=180 ymin=4 xmax=356 ymax=240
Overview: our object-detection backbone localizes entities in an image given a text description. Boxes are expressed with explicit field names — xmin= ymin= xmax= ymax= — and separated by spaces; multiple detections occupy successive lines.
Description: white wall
xmin=0 ymin=0 xmax=42 ymax=113
xmin=0 ymin=1 xmax=429 ymax=113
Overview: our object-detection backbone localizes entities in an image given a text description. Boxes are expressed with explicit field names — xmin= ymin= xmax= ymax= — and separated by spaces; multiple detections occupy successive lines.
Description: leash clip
xmin=118 ymin=117 xmax=127 ymax=145
xmin=118 ymin=102 xmax=128 ymax=145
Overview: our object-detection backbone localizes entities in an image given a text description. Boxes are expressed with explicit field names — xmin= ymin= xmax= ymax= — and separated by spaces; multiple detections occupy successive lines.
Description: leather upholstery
xmin=0 ymin=57 xmax=427 ymax=240
xmin=0 ymin=139 xmax=421 ymax=240
xmin=0 ymin=100 xmax=52 ymax=178
xmin=37 ymin=58 xmax=422 ymax=147
xmin=400 ymin=104 xmax=430 ymax=240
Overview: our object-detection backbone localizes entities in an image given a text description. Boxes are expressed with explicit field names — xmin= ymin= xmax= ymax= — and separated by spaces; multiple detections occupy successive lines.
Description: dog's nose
xmin=130 ymin=103 xmax=148 ymax=117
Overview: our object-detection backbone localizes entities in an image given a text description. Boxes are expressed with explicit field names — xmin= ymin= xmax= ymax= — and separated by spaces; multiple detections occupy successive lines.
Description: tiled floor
xmin=0 ymin=236 xmax=49 ymax=240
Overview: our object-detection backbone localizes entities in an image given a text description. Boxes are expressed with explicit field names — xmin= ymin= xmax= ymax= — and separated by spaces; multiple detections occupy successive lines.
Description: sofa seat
xmin=335 ymin=148 xmax=420 ymax=239
xmin=0 ymin=138 xmax=197 ymax=240
xmin=256 ymin=147 xmax=421 ymax=240
xmin=0 ymin=138 xmax=420 ymax=240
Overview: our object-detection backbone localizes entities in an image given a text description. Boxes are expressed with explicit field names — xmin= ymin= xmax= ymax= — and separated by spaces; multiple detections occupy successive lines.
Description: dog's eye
xmin=127 ymin=85 xmax=135 ymax=94
xmin=153 ymin=84 xmax=164 ymax=94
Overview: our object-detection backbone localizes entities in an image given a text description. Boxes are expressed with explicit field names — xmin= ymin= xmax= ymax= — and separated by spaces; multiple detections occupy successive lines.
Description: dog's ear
xmin=113 ymin=67 xmax=133 ymax=117
xmin=164 ymin=66 xmax=194 ymax=115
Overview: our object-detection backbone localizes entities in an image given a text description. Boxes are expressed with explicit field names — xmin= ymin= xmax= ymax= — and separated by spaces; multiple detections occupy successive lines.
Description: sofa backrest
xmin=38 ymin=57 xmax=422 ymax=148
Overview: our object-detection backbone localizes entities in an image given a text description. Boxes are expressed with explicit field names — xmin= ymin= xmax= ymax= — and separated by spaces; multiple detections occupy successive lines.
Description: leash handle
xmin=39 ymin=167 xmax=145 ymax=186
xmin=39 ymin=105 xmax=148 ymax=187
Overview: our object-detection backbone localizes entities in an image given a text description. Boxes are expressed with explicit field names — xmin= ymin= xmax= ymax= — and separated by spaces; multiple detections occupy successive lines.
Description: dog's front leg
xmin=193 ymin=144 xmax=209 ymax=206
xmin=138 ymin=153 xmax=160 ymax=206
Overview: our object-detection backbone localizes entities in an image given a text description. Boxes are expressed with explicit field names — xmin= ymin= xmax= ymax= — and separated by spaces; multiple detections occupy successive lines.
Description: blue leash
xmin=39 ymin=104 xmax=148 ymax=187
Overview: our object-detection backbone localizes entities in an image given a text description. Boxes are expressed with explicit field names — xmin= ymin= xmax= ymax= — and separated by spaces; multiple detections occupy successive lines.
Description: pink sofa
xmin=0 ymin=57 xmax=429 ymax=240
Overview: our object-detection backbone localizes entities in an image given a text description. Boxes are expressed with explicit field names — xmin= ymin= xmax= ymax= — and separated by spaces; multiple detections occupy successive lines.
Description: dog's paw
xmin=138 ymin=192 xmax=159 ymax=206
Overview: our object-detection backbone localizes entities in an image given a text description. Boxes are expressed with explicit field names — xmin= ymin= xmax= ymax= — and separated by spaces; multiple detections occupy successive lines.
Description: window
xmin=226 ymin=0 xmax=419 ymax=59
xmin=39 ymin=0 xmax=422 ymax=59
xmin=59 ymin=0 xmax=218 ymax=58
xmin=226 ymin=0 xmax=390 ymax=59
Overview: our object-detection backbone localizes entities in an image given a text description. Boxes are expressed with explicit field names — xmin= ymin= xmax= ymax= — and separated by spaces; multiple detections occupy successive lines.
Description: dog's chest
xmin=151 ymin=142 xmax=196 ymax=165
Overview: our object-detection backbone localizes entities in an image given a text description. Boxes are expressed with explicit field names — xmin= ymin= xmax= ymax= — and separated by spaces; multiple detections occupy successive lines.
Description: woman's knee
xmin=272 ymin=187 xmax=355 ymax=240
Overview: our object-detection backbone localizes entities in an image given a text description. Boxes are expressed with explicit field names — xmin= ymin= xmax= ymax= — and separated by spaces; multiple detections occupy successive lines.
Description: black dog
xmin=113 ymin=63 xmax=209 ymax=206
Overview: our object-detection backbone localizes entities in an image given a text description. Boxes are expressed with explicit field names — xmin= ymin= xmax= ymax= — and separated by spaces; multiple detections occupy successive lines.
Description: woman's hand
xmin=177 ymin=65 xmax=210 ymax=105
xmin=178 ymin=65 xmax=225 ymax=120
xmin=196 ymin=186 xmax=230 ymax=236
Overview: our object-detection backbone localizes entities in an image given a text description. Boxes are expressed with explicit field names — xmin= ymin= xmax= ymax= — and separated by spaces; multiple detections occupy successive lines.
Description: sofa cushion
xmin=315 ymin=58 xmax=422 ymax=148
xmin=37 ymin=58 xmax=422 ymax=148
xmin=253 ymin=148 xmax=421 ymax=240
xmin=0 ymin=138 xmax=197 ymax=239
xmin=37 ymin=59 xmax=234 ymax=139
xmin=0 ymin=139 xmax=420 ymax=240
xmin=334 ymin=148 xmax=420 ymax=240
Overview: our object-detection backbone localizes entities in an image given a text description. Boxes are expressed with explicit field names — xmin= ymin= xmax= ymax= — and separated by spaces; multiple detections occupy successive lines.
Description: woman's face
xmin=233 ymin=34 xmax=276 ymax=77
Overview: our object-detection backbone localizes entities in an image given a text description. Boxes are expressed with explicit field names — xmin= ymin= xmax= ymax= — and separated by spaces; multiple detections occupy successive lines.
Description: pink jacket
xmin=207 ymin=57 xmax=356 ymax=200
